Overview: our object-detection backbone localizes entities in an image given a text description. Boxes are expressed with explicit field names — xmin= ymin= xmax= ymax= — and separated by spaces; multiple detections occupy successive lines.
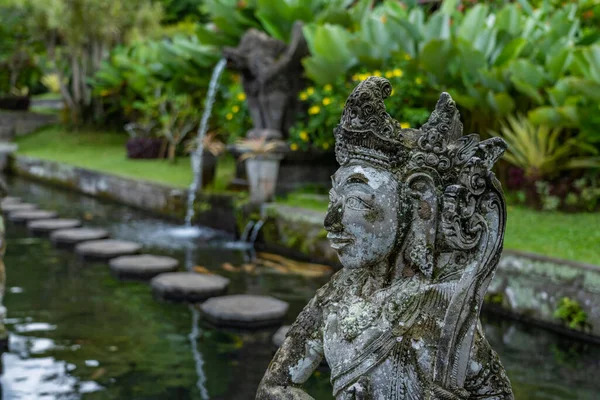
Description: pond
xmin=1 ymin=176 xmax=599 ymax=400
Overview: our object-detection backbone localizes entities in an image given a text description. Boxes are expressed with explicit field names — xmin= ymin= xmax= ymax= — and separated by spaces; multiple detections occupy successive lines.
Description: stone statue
xmin=223 ymin=22 xmax=308 ymax=140
xmin=257 ymin=77 xmax=514 ymax=399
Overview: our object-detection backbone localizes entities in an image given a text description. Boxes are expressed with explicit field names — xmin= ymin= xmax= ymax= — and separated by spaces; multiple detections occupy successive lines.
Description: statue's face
xmin=325 ymin=164 xmax=402 ymax=270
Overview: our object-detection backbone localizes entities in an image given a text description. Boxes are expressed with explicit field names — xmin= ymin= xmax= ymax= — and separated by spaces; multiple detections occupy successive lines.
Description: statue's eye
xmin=346 ymin=196 xmax=371 ymax=211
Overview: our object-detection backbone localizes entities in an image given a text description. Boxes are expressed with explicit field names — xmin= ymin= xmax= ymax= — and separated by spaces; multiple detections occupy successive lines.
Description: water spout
xmin=249 ymin=219 xmax=265 ymax=244
xmin=185 ymin=58 xmax=228 ymax=227
xmin=240 ymin=220 xmax=255 ymax=242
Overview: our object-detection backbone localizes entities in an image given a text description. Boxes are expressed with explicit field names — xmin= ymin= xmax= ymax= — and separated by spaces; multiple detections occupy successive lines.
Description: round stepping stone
xmin=2 ymin=203 xmax=36 ymax=213
xmin=1 ymin=196 xmax=20 ymax=206
xmin=110 ymin=255 xmax=179 ymax=280
xmin=200 ymin=294 xmax=289 ymax=329
xmin=151 ymin=272 xmax=229 ymax=303
xmin=50 ymin=228 xmax=110 ymax=248
xmin=75 ymin=239 xmax=142 ymax=261
xmin=28 ymin=218 xmax=82 ymax=234
xmin=9 ymin=209 xmax=57 ymax=223
xmin=272 ymin=325 xmax=290 ymax=347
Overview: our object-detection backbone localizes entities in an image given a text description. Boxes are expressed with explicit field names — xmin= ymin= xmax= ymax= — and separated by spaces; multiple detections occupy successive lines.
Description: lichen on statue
xmin=257 ymin=77 xmax=514 ymax=400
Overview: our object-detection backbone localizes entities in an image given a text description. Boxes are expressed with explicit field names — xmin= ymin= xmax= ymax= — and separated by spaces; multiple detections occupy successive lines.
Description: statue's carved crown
xmin=334 ymin=77 xmax=506 ymax=185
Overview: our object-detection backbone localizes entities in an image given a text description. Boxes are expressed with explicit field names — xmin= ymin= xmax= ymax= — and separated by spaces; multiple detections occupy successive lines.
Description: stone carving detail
xmin=257 ymin=76 xmax=513 ymax=399
xmin=223 ymin=22 xmax=308 ymax=140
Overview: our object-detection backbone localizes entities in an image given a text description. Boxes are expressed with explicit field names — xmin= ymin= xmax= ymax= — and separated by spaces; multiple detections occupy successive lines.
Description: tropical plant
xmin=7 ymin=0 xmax=163 ymax=124
xmin=0 ymin=4 xmax=42 ymax=96
xmin=133 ymin=86 xmax=198 ymax=161
xmin=491 ymin=114 xmax=600 ymax=181
xmin=92 ymin=35 xmax=219 ymax=124
xmin=214 ymin=79 xmax=252 ymax=144
xmin=290 ymin=59 xmax=431 ymax=151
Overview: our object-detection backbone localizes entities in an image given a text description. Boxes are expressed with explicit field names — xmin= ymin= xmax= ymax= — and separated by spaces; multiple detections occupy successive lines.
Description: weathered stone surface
xmin=2 ymin=202 xmax=36 ymax=213
xmin=110 ymin=255 xmax=179 ymax=280
xmin=223 ymin=22 xmax=307 ymax=139
xmin=9 ymin=209 xmax=57 ymax=223
xmin=201 ymin=294 xmax=288 ymax=329
xmin=75 ymin=239 xmax=141 ymax=260
xmin=151 ymin=272 xmax=229 ymax=303
xmin=28 ymin=218 xmax=81 ymax=234
xmin=272 ymin=325 xmax=290 ymax=347
xmin=257 ymin=79 xmax=513 ymax=399
xmin=12 ymin=155 xmax=243 ymax=233
xmin=50 ymin=227 xmax=110 ymax=247
xmin=1 ymin=196 xmax=20 ymax=206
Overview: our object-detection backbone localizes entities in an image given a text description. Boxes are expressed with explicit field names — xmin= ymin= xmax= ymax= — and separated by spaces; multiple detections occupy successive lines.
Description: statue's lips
xmin=327 ymin=233 xmax=353 ymax=250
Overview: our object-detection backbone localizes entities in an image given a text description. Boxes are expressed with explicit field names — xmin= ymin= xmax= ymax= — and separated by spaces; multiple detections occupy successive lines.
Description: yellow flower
xmin=232 ymin=105 xmax=240 ymax=113
xmin=393 ymin=68 xmax=403 ymax=77
xmin=237 ymin=92 xmax=246 ymax=101
xmin=308 ymin=105 xmax=321 ymax=115
xmin=299 ymin=131 xmax=309 ymax=141
xmin=373 ymin=70 xmax=382 ymax=77
xmin=306 ymin=87 xmax=315 ymax=95
xmin=290 ymin=143 xmax=299 ymax=151
xmin=385 ymin=71 xmax=394 ymax=79
xmin=322 ymin=97 xmax=332 ymax=106
xmin=300 ymin=92 xmax=308 ymax=101
xmin=352 ymin=74 xmax=360 ymax=81
xmin=415 ymin=77 xmax=423 ymax=85
xmin=359 ymin=73 xmax=369 ymax=80
xmin=324 ymin=84 xmax=333 ymax=92
xmin=400 ymin=122 xmax=411 ymax=129
xmin=404 ymin=54 xmax=411 ymax=61
xmin=323 ymin=142 xmax=330 ymax=150
xmin=391 ymin=88 xmax=395 ymax=96
xmin=226 ymin=113 xmax=233 ymax=120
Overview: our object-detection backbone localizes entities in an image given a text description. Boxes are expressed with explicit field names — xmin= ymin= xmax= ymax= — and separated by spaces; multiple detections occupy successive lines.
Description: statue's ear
xmin=403 ymin=172 xmax=439 ymax=279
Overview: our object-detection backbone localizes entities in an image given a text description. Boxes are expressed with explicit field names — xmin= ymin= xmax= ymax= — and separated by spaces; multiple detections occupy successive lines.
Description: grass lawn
xmin=14 ymin=125 xmax=235 ymax=190
xmin=279 ymin=193 xmax=600 ymax=265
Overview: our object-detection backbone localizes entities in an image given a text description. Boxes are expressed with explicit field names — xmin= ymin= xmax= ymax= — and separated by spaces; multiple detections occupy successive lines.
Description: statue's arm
xmin=256 ymin=295 xmax=325 ymax=400
xmin=464 ymin=323 xmax=514 ymax=400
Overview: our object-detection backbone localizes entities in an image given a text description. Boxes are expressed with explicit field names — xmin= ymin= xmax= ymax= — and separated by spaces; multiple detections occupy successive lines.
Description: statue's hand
xmin=341 ymin=376 xmax=370 ymax=400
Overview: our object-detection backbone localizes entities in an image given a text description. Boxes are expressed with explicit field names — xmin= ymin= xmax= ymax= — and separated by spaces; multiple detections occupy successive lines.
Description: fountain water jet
xmin=169 ymin=58 xmax=227 ymax=238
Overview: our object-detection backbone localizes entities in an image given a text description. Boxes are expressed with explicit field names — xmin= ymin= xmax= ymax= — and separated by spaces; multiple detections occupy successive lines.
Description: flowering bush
xmin=289 ymin=59 xmax=431 ymax=152
xmin=215 ymin=77 xmax=252 ymax=144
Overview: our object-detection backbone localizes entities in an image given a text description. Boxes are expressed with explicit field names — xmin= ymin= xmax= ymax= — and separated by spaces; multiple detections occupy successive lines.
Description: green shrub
xmin=554 ymin=297 xmax=591 ymax=331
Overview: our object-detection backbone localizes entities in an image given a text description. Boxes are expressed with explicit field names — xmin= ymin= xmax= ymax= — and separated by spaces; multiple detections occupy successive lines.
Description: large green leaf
xmin=493 ymin=38 xmax=527 ymax=67
xmin=458 ymin=4 xmax=489 ymax=42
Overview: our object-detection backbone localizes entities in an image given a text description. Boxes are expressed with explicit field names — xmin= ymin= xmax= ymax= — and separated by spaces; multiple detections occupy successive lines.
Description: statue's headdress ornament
xmin=334 ymin=77 xmax=506 ymax=185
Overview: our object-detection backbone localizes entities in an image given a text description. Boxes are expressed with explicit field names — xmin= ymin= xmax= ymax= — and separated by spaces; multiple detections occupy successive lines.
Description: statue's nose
xmin=324 ymin=201 xmax=344 ymax=233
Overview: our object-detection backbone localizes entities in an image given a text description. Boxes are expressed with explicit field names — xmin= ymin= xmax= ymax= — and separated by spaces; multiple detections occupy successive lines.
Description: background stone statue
xmin=257 ymin=77 xmax=514 ymax=399
xmin=223 ymin=21 xmax=308 ymax=140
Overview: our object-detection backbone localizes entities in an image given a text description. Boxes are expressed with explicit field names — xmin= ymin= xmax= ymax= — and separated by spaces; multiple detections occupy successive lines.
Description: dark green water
xmin=1 ymin=177 xmax=599 ymax=399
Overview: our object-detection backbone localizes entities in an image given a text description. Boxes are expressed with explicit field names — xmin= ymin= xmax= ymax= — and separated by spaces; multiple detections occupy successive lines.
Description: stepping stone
xmin=50 ymin=228 xmax=110 ymax=248
xmin=28 ymin=218 xmax=82 ymax=234
xmin=200 ymin=294 xmax=289 ymax=329
xmin=110 ymin=255 xmax=179 ymax=280
xmin=151 ymin=272 xmax=229 ymax=303
xmin=9 ymin=209 xmax=57 ymax=223
xmin=75 ymin=239 xmax=142 ymax=261
xmin=2 ymin=203 xmax=36 ymax=213
xmin=272 ymin=325 xmax=290 ymax=347
xmin=1 ymin=196 xmax=20 ymax=206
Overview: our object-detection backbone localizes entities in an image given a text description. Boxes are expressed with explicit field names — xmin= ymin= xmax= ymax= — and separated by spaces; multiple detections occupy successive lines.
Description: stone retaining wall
xmin=0 ymin=111 xmax=57 ymax=140
xmin=10 ymin=155 xmax=242 ymax=233
xmin=260 ymin=203 xmax=600 ymax=340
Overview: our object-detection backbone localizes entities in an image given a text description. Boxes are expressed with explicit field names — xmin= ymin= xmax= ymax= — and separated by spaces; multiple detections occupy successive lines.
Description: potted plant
xmin=237 ymin=137 xmax=284 ymax=204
